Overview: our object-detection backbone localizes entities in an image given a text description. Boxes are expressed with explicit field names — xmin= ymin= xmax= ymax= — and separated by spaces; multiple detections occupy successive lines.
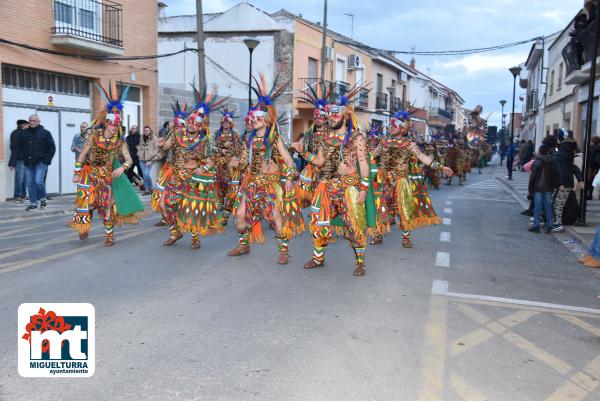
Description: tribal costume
xmin=446 ymin=132 xmax=465 ymax=186
xmin=374 ymin=111 xmax=451 ymax=248
xmin=296 ymin=80 xmax=328 ymax=206
xmin=157 ymin=88 xmax=228 ymax=248
xmin=422 ymin=138 xmax=441 ymax=189
xmin=466 ymin=105 xmax=488 ymax=173
xmin=228 ymin=74 xmax=304 ymax=265
xmin=300 ymin=84 xmax=371 ymax=276
xmin=213 ymin=108 xmax=244 ymax=224
xmin=72 ymin=82 xmax=144 ymax=246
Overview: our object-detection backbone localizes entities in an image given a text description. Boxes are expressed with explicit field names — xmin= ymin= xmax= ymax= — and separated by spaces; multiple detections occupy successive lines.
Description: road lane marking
xmin=449 ymin=196 xmax=515 ymax=203
xmin=451 ymin=328 xmax=493 ymax=357
xmin=436 ymin=251 xmax=450 ymax=268
xmin=439 ymin=232 xmax=451 ymax=242
xmin=445 ymin=201 xmax=452 ymax=206
xmin=0 ymin=226 xmax=157 ymax=274
xmin=450 ymin=371 xmax=491 ymax=401
xmin=442 ymin=218 xmax=452 ymax=225
xmin=417 ymin=296 xmax=447 ymax=401
xmin=502 ymin=331 xmax=572 ymax=374
xmin=557 ymin=315 xmax=600 ymax=337
xmin=443 ymin=208 xmax=452 ymax=214
xmin=431 ymin=280 xmax=600 ymax=316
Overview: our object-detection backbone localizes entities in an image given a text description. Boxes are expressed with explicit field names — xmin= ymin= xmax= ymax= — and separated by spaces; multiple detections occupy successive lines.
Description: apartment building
xmin=0 ymin=0 xmax=158 ymax=200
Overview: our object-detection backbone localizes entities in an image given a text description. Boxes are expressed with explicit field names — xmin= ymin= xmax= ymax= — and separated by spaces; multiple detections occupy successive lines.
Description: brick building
xmin=0 ymin=0 xmax=158 ymax=200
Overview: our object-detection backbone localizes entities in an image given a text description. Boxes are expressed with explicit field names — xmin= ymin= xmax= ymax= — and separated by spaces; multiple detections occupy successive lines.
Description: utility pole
xmin=320 ymin=0 xmax=328 ymax=80
xmin=195 ymin=0 xmax=206 ymax=90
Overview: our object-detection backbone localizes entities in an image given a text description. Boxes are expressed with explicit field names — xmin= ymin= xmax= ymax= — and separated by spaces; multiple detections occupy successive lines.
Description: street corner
xmin=418 ymin=285 xmax=600 ymax=401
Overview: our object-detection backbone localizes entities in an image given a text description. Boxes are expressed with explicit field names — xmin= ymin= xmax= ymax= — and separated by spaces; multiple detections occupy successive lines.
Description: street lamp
xmin=507 ymin=66 xmax=522 ymax=180
xmin=499 ymin=99 xmax=507 ymax=166
xmin=244 ymin=38 xmax=260 ymax=109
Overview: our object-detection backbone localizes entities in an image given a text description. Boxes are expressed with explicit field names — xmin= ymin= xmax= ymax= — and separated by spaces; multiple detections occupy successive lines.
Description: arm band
xmin=74 ymin=162 xmax=82 ymax=175
xmin=302 ymin=151 xmax=316 ymax=163
xmin=283 ymin=166 xmax=294 ymax=180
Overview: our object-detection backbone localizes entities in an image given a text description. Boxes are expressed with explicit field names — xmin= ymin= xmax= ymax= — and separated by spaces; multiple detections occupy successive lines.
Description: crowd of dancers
xmin=69 ymin=77 xmax=490 ymax=276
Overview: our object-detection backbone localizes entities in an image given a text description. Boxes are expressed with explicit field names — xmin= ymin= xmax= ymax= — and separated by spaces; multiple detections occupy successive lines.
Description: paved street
xmin=1 ymin=163 xmax=600 ymax=401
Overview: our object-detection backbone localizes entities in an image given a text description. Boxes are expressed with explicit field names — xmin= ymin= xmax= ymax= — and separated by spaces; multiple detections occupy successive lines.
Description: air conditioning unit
xmin=325 ymin=46 xmax=334 ymax=60
xmin=348 ymin=54 xmax=361 ymax=69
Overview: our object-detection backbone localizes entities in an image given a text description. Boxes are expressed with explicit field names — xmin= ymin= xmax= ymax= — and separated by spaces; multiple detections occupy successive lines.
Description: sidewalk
xmin=491 ymin=163 xmax=600 ymax=248
xmin=0 ymin=193 xmax=152 ymax=223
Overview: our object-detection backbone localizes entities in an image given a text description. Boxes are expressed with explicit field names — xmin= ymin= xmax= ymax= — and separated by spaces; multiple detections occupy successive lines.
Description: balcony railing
xmin=562 ymin=17 xmax=598 ymax=76
xmin=390 ymin=97 xmax=411 ymax=113
xmin=355 ymin=89 xmax=369 ymax=109
xmin=526 ymin=89 xmax=539 ymax=114
xmin=297 ymin=78 xmax=351 ymax=103
xmin=375 ymin=92 xmax=388 ymax=110
xmin=51 ymin=0 xmax=123 ymax=47
xmin=429 ymin=107 xmax=452 ymax=120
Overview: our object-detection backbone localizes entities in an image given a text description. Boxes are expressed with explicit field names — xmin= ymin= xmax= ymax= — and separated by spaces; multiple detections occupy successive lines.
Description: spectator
xmin=8 ymin=119 xmax=29 ymax=202
xmin=525 ymin=140 xmax=534 ymax=164
xmin=506 ymin=140 xmax=517 ymax=179
xmin=137 ymin=126 xmax=158 ymax=196
xmin=125 ymin=125 xmax=145 ymax=189
xmin=517 ymin=139 xmax=528 ymax=170
xmin=586 ymin=136 xmax=600 ymax=200
xmin=71 ymin=122 xmax=89 ymax=161
xmin=552 ymin=138 xmax=583 ymax=232
xmin=158 ymin=120 xmax=172 ymax=138
xmin=579 ymin=226 xmax=600 ymax=268
xmin=528 ymin=144 xmax=559 ymax=233
xmin=17 ymin=114 xmax=55 ymax=210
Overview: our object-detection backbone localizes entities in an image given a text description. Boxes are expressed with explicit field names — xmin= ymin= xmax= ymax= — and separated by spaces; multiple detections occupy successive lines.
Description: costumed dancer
xmin=72 ymin=82 xmax=145 ymax=246
xmin=151 ymin=100 xmax=188 ymax=225
xmin=227 ymin=74 xmax=304 ymax=265
xmin=213 ymin=108 xmax=244 ymax=225
xmin=446 ymin=130 xmax=465 ymax=186
xmin=423 ymin=134 xmax=441 ymax=189
xmin=156 ymin=87 xmax=228 ymax=248
xmin=466 ymin=105 xmax=487 ymax=174
xmin=371 ymin=110 xmax=453 ymax=248
xmin=293 ymin=84 xmax=371 ymax=276
xmin=294 ymin=80 xmax=329 ymax=207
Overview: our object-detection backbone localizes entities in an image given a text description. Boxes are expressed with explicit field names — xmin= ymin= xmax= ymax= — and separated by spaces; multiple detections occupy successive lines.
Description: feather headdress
xmin=93 ymin=80 xmax=130 ymax=136
xmin=171 ymin=99 xmax=190 ymax=128
xmin=250 ymin=72 xmax=288 ymax=125
xmin=298 ymin=79 xmax=331 ymax=117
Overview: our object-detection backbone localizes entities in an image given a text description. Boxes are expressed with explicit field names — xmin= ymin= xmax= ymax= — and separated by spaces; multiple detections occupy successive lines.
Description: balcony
xmin=51 ymin=0 xmax=124 ymax=56
xmin=525 ymin=89 xmax=539 ymax=115
xmin=355 ymin=89 xmax=369 ymax=109
xmin=375 ymin=92 xmax=388 ymax=110
xmin=428 ymin=107 xmax=452 ymax=128
xmin=562 ymin=17 xmax=599 ymax=85
xmin=296 ymin=78 xmax=353 ymax=106
xmin=390 ymin=97 xmax=410 ymax=113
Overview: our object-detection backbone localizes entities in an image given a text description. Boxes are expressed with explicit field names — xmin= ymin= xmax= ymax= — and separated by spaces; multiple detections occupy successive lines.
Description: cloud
xmin=440 ymin=53 xmax=528 ymax=74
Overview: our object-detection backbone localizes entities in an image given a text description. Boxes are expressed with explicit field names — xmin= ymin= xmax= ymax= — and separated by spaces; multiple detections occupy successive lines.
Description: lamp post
xmin=244 ymin=38 xmax=260 ymax=109
xmin=499 ymin=99 xmax=507 ymax=165
xmin=508 ymin=66 xmax=522 ymax=180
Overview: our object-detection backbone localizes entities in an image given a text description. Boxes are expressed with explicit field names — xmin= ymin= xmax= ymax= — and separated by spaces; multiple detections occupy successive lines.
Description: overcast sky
xmin=162 ymin=0 xmax=582 ymax=127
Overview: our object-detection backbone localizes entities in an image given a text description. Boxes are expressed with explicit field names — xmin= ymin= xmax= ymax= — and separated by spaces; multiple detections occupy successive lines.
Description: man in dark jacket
xmin=552 ymin=138 xmax=583 ymax=232
xmin=528 ymin=145 xmax=559 ymax=233
xmin=125 ymin=125 xmax=144 ymax=188
xmin=8 ymin=119 xmax=29 ymax=201
xmin=17 ymin=114 xmax=55 ymax=210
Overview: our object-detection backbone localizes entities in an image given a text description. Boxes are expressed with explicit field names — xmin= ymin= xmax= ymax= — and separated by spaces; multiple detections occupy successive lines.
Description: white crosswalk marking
xmin=444 ymin=208 xmax=452 ymax=214
xmin=440 ymin=232 xmax=451 ymax=242
xmin=443 ymin=218 xmax=452 ymax=225
xmin=445 ymin=201 xmax=452 ymax=206
xmin=436 ymin=251 xmax=450 ymax=268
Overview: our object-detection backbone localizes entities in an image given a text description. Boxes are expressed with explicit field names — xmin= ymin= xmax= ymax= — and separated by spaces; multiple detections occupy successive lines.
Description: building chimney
xmin=410 ymin=56 xmax=416 ymax=69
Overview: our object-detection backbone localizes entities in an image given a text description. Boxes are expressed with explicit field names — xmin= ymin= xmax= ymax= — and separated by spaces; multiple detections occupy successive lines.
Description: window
xmin=54 ymin=1 xmax=74 ymax=24
xmin=79 ymin=8 xmax=95 ymax=30
xmin=558 ymin=63 xmax=563 ymax=91
xmin=1 ymin=64 xmax=90 ymax=96
xmin=376 ymin=73 xmax=383 ymax=93
xmin=307 ymin=57 xmax=318 ymax=80
xmin=549 ymin=70 xmax=555 ymax=95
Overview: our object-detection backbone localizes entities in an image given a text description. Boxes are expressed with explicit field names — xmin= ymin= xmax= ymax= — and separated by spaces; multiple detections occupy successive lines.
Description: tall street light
xmin=244 ymin=38 xmax=260 ymax=109
xmin=508 ymin=66 xmax=522 ymax=180
xmin=499 ymin=99 xmax=507 ymax=166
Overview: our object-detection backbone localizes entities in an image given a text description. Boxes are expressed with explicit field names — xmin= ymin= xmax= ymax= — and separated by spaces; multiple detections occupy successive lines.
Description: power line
xmin=0 ymin=37 xmax=196 ymax=61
